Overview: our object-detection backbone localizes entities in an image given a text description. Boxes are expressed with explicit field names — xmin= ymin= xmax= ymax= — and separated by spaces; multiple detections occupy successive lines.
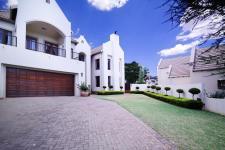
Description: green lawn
xmin=96 ymin=94 xmax=225 ymax=150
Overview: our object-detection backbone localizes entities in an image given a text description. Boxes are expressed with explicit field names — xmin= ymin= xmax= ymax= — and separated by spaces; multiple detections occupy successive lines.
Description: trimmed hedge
xmin=95 ymin=91 xmax=124 ymax=95
xmin=130 ymin=91 xmax=204 ymax=110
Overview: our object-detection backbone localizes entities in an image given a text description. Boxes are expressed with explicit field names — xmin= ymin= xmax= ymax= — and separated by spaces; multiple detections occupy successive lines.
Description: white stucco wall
xmin=91 ymin=34 xmax=125 ymax=91
xmin=204 ymin=97 xmax=225 ymax=116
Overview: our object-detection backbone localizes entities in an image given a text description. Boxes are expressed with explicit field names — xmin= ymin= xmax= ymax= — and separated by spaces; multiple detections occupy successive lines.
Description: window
xmin=79 ymin=53 xmax=85 ymax=62
xmin=96 ymin=76 xmax=100 ymax=87
xmin=0 ymin=28 xmax=12 ymax=45
xmin=96 ymin=59 xmax=100 ymax=70
xmin=108 ymin=76 xmax=111 ymax=87
xmin=26 ymin=36 xmax=37 ymax=50
xmin=46 ymin=0 xmax=50 ymax=3
xmin=218 ymin=80 xmax=225 ymax=90
xmin=108 ymin=59 xmax=111 ymax=70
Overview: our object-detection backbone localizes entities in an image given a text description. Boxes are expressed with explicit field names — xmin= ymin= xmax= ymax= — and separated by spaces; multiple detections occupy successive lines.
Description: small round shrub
xmin=176 ymin=89 xmax=184 ymax=98
xmin=164 ymin=87 xmax=171 ymax=95
xmin=151 ymin=85 xmax=156 ymax=92
xmin=109 ymin=85 xmax=114 ymax=90
xmin=136 ymin=86 xmax=140 ymax=91
xmin=103 ymin=86 xmax=107 ymax=90
xmin=120 ymin=86 xmax=123 ymax=90
xmin=156 ymin=86 xmax=161 ymax=93
xmin=189 ymin=88 xmax=201 ymax=100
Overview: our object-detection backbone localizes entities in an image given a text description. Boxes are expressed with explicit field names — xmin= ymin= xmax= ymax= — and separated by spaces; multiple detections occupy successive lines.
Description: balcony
xmin=0 ymin=28 xmax=17 ymax=46
xmin=26 ymin=40 xmax=66 ymax=57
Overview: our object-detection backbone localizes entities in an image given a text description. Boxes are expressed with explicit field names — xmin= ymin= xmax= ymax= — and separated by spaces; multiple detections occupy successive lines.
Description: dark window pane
xmin=108 ymin=59 xmax=111 ymax=70
xmin=96 ymin=59 xmax=100 ymax=70
xmin=96 ymin=76 xmax=100 ymax=87
xmin=108 ymin=76 xmax=111 ymax=87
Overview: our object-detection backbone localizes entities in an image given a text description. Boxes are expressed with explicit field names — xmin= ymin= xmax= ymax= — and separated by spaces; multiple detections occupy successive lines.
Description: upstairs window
xmin=0 ymin=28 xmax=12 ymax=46
xmin=46 ymin=0 xmax=50 ymax=4
xmin=108 ymin=59 xmax=111 ymax=70
xmin=96 ymin=59 xmax=100 ymax=70
xmin=79 ymin=53 xmax=85 ymax=62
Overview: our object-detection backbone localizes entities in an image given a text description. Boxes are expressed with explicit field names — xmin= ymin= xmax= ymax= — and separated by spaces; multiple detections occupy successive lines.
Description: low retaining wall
xmin=204 ymin=97 xmax=225 ymax=116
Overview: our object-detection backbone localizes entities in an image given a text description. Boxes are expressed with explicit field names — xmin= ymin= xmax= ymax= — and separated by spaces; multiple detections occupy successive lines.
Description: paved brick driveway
xmin=0 ymin=96 xmax=176 ymax=150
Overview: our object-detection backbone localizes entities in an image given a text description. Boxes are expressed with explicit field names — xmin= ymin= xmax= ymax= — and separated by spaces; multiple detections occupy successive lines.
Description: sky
xmin=0 ymin=0 xmax=201 ymax=75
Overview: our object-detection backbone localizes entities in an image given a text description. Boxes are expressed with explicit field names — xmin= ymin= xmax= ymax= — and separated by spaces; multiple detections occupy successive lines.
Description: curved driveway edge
xmin=0 ymin=96 xmax=176 ymax=150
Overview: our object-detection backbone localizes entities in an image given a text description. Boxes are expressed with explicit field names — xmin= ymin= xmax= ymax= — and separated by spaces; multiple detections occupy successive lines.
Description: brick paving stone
xmin=0 ymin=96 xmax=177 ymax=150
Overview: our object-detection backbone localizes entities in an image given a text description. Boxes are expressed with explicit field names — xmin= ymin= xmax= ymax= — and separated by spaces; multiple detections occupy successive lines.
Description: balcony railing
xmin=71 ymin=50 xmax=79 ymax=60
xmin=26 ymin=41 xmax=66 ymax=57
xmin=0 ymin=34 xmax=17 ymax=46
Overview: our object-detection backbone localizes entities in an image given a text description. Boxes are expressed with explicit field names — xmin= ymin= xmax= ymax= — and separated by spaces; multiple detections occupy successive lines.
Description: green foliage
xmin=136 ymin=86 xmax=140 ymax=90
xmin=125 ymin=61 xmax=140 ymax=84
xmin=189 ymin=88 xmax=201 ymax=100
xmin=156 ymin=86 xmax=161 ymax=91
xmin=151 ymin=85 xmax=156 ymax=89
xmin=79 ymin=82 xmax=89 ymax=91
xmin=176 ymin=89 xmax=184 ymax=98
xmin=120 ymin=86 xmax=124 ymax=90
xmin=95 ymin=91 xmax=124 ymax=95
xmin=130 ymin=91 xmax=204 ymax=110
xmin=109 ymin=85 xmax=114 ymax=89
xmin=103 ymin=86 xmax=107 ymax=90
xmin=164 ymin=87 xmax=171 ymax=95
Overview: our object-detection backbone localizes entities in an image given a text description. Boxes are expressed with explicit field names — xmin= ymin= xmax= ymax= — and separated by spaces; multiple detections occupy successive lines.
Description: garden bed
xmin=130 ymin=91 xmax=204 ymax=110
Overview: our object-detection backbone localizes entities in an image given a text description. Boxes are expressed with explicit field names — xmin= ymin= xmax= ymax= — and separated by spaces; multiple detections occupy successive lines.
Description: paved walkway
xmin=0 ymin=96 xmax=176 ymax=150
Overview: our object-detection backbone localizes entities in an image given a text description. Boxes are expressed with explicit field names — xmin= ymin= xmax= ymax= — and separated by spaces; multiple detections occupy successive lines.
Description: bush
xmin=130 ymin=91 xmax=204 ymax=110
xmin=79 ymin=83 xmax=89 ymax=91
xmin=136 ymin=86 xmax=140 ymax=91
xmin=103 ymin=86 xmax=107 ymax=90
xmin=189 ymin=88 xmax=201 ymax=100
xmin=147 ymin=86 xmax=151 ymax=91
xmin=156 ymin=86 xmax=161 ymax=93
xmin=164 ymin=87 xmax=171 ymax=95
xmin=109 ymin=85 xmax=114 ymax=90
xmin=151 ymin=85 xmax=156 ymax=92
xmin=210 ymin=91 xmax=225 ymax=99
xmin=120 ymin=86 xmax=124 ymax=90
xmin=176 ymin=89 xmax=184 ymax=98
xmin=95 ymin=91 xmax=124 ymax=95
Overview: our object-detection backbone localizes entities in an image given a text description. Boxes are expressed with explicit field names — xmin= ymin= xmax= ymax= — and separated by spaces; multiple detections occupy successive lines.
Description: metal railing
xmin=26 ymin=41 xmax=66 ymax=57
xmin=0 ymin=34 xmax=17 ymax=46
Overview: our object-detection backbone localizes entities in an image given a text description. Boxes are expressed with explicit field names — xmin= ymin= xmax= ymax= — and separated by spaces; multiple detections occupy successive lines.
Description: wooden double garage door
xmin=6 ymin=67 xmax=75 ymax=97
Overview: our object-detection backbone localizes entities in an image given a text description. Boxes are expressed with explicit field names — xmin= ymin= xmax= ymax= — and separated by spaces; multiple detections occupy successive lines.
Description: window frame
xmin=95 ymin=59 xmax=100 ymax=70
xmin=96 ymin=76 xmax=100 ymax=87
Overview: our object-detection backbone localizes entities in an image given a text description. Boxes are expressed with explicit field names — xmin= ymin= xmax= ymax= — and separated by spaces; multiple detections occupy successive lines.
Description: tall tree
xmin=125 ymin=61 xmax=140 ymax=84
xmin=163 ymin=0 xmax=225 ymax=76
xmin=163 ymin=0 xmax=225 ymax=46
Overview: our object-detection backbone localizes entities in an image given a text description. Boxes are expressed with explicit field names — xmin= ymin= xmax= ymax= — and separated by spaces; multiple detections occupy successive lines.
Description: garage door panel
xmin=6 ymin=67 xmax=75 ymax=97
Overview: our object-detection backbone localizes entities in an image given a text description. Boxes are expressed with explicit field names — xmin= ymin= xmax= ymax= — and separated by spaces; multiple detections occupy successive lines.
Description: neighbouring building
xmin=0 ymin=0 xmax=125 ymax=98
xmin=91 ymin=33 xmax=125 ymax=91
xmin=157 ymin=46 xmax=225 ymax=94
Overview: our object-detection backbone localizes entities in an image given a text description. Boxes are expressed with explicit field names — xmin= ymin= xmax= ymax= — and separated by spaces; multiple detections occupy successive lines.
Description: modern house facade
xmin=91 ymin=33 xmax=125 ymax=91
xmin=0 ymin=0 xmax=93 ymax=98
xmin=157 ymin=46 xmax=225 ymax=94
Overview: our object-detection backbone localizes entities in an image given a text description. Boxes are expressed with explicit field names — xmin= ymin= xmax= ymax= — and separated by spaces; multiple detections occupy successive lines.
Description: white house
xmin=0 ymin=0 xmax=92 ymax=98
xmin=91 ymin=33 xmax=125 ymax=91
xmin=157 ymin=46 xmax=225 ymax=95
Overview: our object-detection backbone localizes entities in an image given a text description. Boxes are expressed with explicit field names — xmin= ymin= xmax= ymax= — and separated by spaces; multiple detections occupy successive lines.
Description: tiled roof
xmin=159 ymin=56 xmax=191 ymax=78
xmin=193 ymin=46 xmax=225 ymax=71
xmin=91 ymin=45 xmax=103 ymax=55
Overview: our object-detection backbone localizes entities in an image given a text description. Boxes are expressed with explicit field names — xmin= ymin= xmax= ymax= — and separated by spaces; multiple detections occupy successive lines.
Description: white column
xmin=75 ymin=74 xmax=80 ymax=96
xmin=0 ymin=65 xmax=6 ymax=98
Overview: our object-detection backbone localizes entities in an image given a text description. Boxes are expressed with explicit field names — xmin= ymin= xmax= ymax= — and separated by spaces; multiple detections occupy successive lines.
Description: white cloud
xmin=159 ymin=15 xmax=224 ymax=57
xmin=87 ymin=0 xmax=128 ymax=11
xmin=159 ymin=41 xmax=200 ymax=57
xmin=3 ymin=0 xmax=17 ymax=8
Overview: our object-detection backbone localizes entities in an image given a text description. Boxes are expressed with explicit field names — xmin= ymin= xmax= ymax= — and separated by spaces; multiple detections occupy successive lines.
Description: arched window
xmin=79 ymin=53 xmax=86 ymax=62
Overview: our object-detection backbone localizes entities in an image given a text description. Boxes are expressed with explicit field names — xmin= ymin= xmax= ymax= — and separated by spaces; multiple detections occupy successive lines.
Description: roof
xmin=193 ymin=46 xmax=225 ymax=72
xmin=91 ymin=45 xmax=103 ymax=55
xmin=159 ymin=56 xmax=191 ymax=78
